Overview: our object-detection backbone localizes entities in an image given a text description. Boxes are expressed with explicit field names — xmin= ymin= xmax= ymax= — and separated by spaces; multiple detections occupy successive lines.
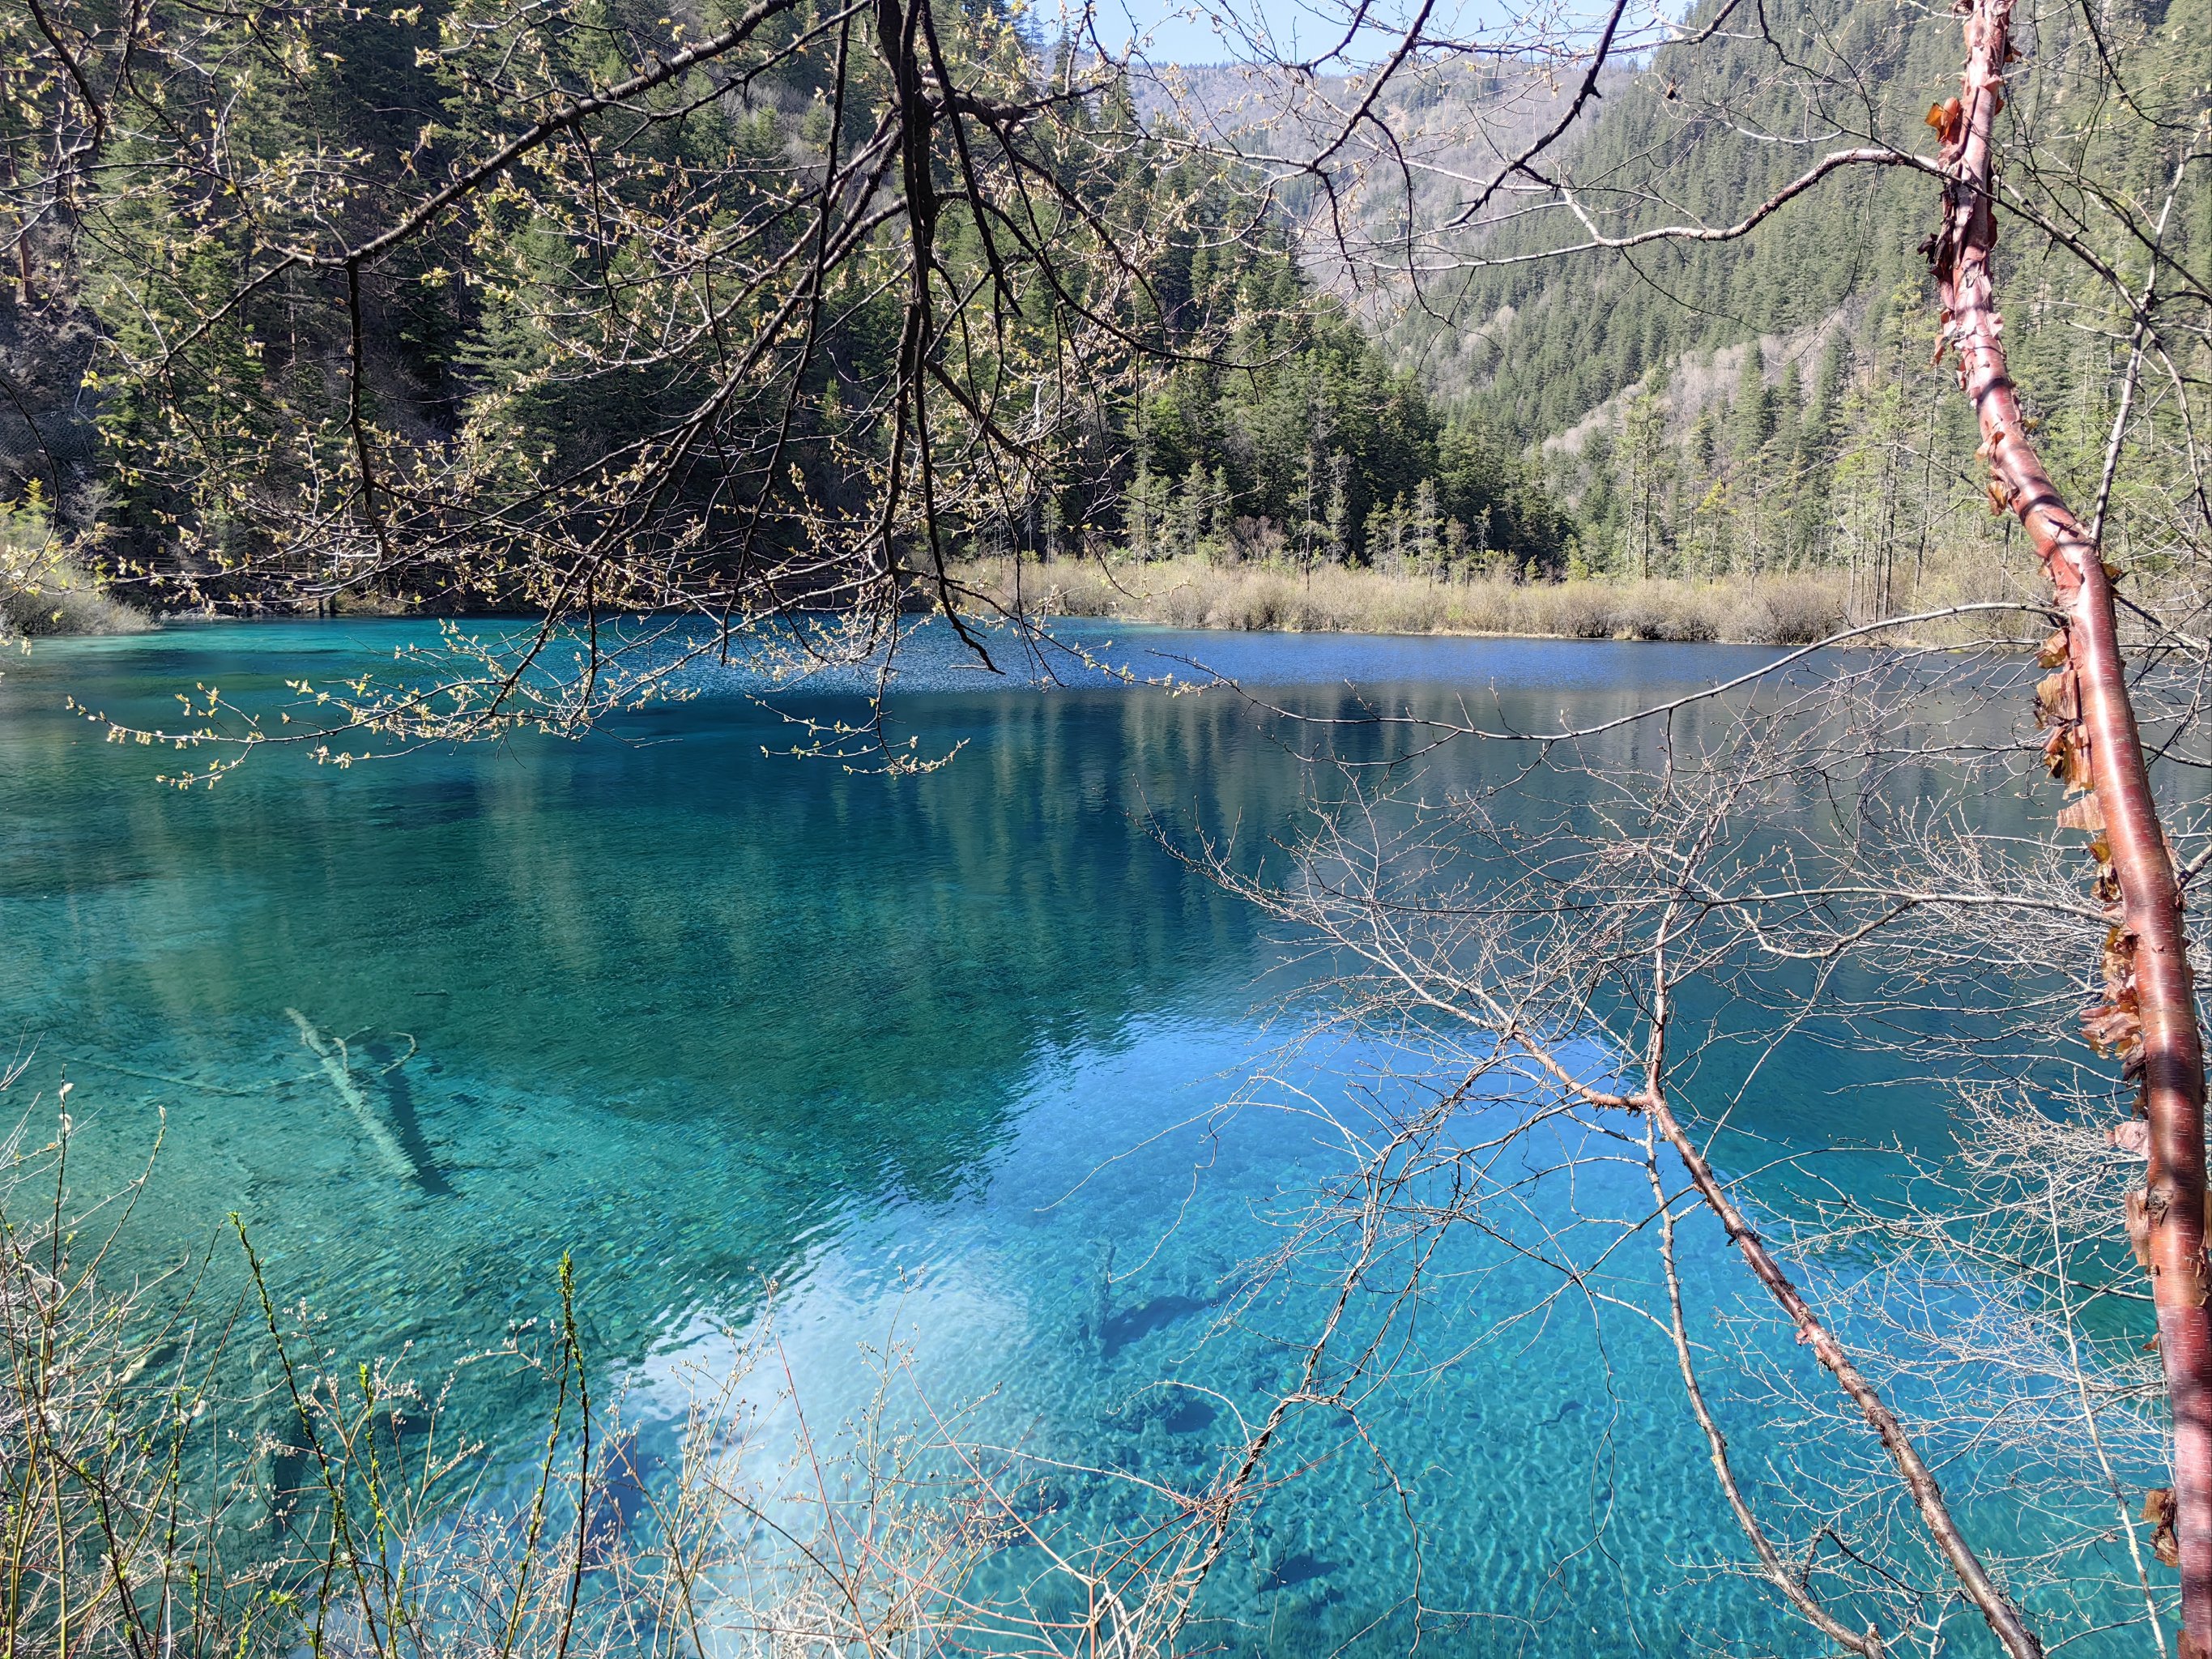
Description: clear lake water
xmin=0 ymin=618 xmax=2156 ymax=1656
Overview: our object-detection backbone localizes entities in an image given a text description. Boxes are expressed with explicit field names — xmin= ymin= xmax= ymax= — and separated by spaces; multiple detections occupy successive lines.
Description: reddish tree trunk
xmin=1930 ymin=2 xmax=2212 ymax=1648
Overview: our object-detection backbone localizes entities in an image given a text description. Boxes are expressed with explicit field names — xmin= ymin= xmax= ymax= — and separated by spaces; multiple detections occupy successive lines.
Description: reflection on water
xmin=0 ymin=620 xmax=2129 ymax=1654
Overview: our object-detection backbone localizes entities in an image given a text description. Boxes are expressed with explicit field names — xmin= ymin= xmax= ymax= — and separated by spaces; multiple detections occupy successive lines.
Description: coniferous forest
xmin=5 ymin=0 xmax=2197 ymax=637
xmin=1380 ymin=0 xmax=2210 ymax=612
xmin=0 ymin=2 xmax=1575 ymax=635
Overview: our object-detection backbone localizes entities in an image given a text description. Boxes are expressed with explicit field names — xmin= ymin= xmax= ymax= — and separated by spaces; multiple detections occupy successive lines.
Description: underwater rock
xmin=1163 ymin=1397 xmax=1217 ymax=1436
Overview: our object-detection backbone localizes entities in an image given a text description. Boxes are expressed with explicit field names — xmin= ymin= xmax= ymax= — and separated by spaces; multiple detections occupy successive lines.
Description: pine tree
xmin=1621 ymin=381 xmax=1672 ymax=580
xmin=1771 ymin=359 xmax=1802 ymax=469
xmin=1325 ymin=451 xmax=1350 ymax=565
xmin=1410 ymin=479 xmax=1442 ymax=579
xmin=1128 ymin=457 xmax=1156 ymax=557
xmin=1733 ymin=344 xmax=1774 ymax=463
xmin=1175 ymin=462 xmax=1209 ymax=558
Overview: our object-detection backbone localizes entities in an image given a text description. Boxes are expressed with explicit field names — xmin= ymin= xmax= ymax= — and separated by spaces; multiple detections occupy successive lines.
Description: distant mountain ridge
xmin=1359 ymin=0 xmax=2204 ymax=442
xmin=1257 ymin=0 xmax=2212 ymax=600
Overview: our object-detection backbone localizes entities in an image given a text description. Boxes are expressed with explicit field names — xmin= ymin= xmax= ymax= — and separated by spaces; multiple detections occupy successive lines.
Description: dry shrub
xmin=1157 ymin=574 xmax=1212 ymax=629
xmin=1736 ymin=574 xmax=1850 ymax=645
xmin=951 ymin=557 xmax=1866 ymax=647
xmin=1217 ymin=574 xmax=1293 ymax=632
xmin=1530 ymin=582 xmax=1622 ymax=639
xmin=0 ymin=1102 xmax=1204 ymax=1659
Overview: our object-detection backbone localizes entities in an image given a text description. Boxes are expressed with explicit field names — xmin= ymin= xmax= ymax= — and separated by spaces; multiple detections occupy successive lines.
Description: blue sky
xmin=1081 ymin=0 xmax=1325 ymax=63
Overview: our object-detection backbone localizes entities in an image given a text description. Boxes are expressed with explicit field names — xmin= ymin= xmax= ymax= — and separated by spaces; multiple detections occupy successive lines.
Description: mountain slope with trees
xmin=0 ymin=0 xmax=2201 ymax=635
xmin=1359 ymin=0 xmax=2210 ymax=612
xmin=0 ymin=3 xmax=1575 ymax=629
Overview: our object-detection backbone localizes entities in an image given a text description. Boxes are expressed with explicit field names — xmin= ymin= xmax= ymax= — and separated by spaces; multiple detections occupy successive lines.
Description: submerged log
xmin=285 ymin=1007 xmax=420 ymax=1181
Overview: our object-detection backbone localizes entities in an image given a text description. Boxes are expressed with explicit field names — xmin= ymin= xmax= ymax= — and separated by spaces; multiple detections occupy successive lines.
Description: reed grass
xmin=947 ymin=555 xmax=2036 ymax=648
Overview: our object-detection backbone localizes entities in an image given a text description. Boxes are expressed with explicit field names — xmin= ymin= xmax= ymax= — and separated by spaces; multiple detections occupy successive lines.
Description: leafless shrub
xmin=0 ymin=1094 xmax=1228 ymax=1659
xmin=1735 ymin=574 xmax=1848 ymax=646
xmin=952 ymin=554 xmax=1866 ymax=645
xmin=1150 ymin=641 xmax=2211 ymax=1655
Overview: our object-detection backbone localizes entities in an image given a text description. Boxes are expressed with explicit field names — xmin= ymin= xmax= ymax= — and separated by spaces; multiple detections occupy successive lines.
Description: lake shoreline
xmin=21 ymin=557 xmax=2022 ymax=650
xmin=948 ymin=556 xmax=2027 ymax=648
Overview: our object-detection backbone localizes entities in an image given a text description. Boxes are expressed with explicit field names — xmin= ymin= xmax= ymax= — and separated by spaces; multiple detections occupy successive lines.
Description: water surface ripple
xmin=0 ymin=621 xmax=2122 ymax=1656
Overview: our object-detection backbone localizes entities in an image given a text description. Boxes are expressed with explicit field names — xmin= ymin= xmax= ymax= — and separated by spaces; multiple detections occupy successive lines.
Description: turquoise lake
xmin=0 ymin=620 xmax=2148 ymax=1656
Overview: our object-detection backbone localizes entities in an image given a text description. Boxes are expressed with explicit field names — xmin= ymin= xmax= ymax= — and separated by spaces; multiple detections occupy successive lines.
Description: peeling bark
xmin=1929 ymin=1 xmax=2212 ymax=1647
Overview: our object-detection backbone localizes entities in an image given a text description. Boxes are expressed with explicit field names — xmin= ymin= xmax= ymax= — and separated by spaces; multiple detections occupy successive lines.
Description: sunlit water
xmin=0 ymin=621 xmax=2142 ymax=1655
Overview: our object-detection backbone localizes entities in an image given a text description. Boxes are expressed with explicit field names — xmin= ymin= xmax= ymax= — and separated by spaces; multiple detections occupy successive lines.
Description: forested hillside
xmin=1365 ymin=0 xmax=2211 ymax=608
xmin=0 ymin=0 xmax=1573 ymax=630
xmin=0 ymin=0 xmax=2201 ymax=633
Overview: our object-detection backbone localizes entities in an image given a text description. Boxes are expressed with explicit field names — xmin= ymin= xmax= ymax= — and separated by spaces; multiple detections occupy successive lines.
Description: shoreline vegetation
xmin=0 ymin=505 xmax=150 ymax=638
xmin=948 ymin=554 xmax=2034 ymax=647
xmin=0 ymin=474 xmax=2035 ymax=650
xmin=6 ymin=549 xmax=2042 ymax=647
